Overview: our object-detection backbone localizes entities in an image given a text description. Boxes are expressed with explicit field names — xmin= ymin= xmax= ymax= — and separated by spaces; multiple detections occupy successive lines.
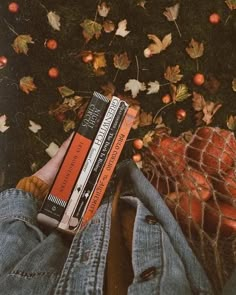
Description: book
xmin=37 ymin=92 xmax=109 ymax=228
xmin=66 ymin=100 xmax=129 ymax=232
xmin=58 ymin=96 xmax=121 ymax=231
xmin=79 ymin=107 xmax=138 ymax=230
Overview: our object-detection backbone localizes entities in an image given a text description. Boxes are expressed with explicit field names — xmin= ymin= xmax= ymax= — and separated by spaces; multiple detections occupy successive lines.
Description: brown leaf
xmin=113 ymin=52 xmax=131 ymax=70
xmin=225 ymin=0 xmax=236 ymax=10
xmin=139 ymin=110 xmax=153 ymax=127
xmin=164 ymin=65 xmax=183 ymax=84
xmin=93 ymin=52 xmax=107 ymax=75
xmin=97 ymin=2 xmax=110 ymax=17
xmin=170 ymin=84 xmax=191 ymax=102
xmin=12 ymin=35 xmax=34 ymax=55
xmin=146 ymin=33 xmax=172 ymax=55
xmin=186 ymin=38 xmax=204 ymax=59
xmin=103 ymin=20 xmax=115 ymax=33
xmin=143 ymin=130 xmax=155 ymax=147
xmin=204 ymin=75 xmax=221 ymax=94
xmin=163 ymin=3 xmax=180 ymax=21
xmin=192 ymin=91 xmax=206 ymax=111
xmin=19 ymin=76 xmax=37 ymax=94
xmin=202 ymin=101 xmax=222 ymax=125
xmin=227 ymin=115 xmax=236 ymax=130
xmin=80 ymin=19 xmax=102 ymax=42
xmin=101 ymin=82 xmax=116 ymax=99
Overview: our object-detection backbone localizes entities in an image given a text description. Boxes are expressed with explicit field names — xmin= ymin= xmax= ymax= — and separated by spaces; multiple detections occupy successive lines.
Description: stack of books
xmin=37 ymin=92 xmax=137 ymax=235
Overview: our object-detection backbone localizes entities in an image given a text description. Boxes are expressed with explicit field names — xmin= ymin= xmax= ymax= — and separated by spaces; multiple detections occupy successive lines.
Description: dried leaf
xmin=101 ymin=82 xmax=116 ymax=99
xmin=204 ymin=75 xmax=221 ymax=94
xmin=192 ymin=91 xmax=206 ymax=111
xmin=170 ymin=84 xmax=191 ymax=102
xmin=202 ymin=101 xmax=222 ymax=125
xmin=0 ymin=115 xmax=10 ymax=133
xmin=93 ymin=52 xmax=107 ymax=72
xmin=19 ymin=76 xmax=37 ymax=94
xmin=131 ymin=105 xmax=141 ymax=129
xmin=80 ymin=19 xmax=102 ymax=42
xmin=143 ymin=130 xmax=155 ymax=147
xmin=97 ymin=2 xmax=110 ymax=17
xmin=232 ymin=78 xmax=236 ymax=92
xmin=28 ymin=120 xmax=42 ymax=133
xmin=139 ymin=110 xmax=153 ymax=127
xmin=47 ymin=11 xmax=61 ymax=31
xmin=115 ymin=19 xmax=130 ymax=37
xmin=124 ymin=79 xmax=146 ymax=98
xmin=63 ymin=119 xmax=75 ymax=132
xmin=227 ymin=115 xmax=236 ymax=130
xmin=161 ymin=33 xmax=172 ymax=50
xmin=113 ymin=52 xmax=131 ymax=70
xmin=164 ymin=65 xmax=183 ymax=83
xmin=137 ymin=0 xmax=147 ymax=8
xmin=163 ymin=3 xmax=180 ymax=21
xmin=147 ymin=81 xmax=160 ymax=94
xmin=186 ymin=38 xmax=204 ymax=59
xmin=225 ymin=0 xmax=236 ymax=10
xmin=58 ymin=86 xmax=75 ymax=98
xmin=45 ymin=142 xmax=59 ymax=158
xmin=12 ymin=35 xmax=34 ymax=55
xmin=146 ymin=33 xmax=172 ymax=55
xmin=103 ymin=20 xmax=115 ymax=33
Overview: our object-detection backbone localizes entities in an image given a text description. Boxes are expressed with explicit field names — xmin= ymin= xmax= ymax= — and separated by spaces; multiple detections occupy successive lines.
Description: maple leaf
xmin=101 ymin=82 xmax=116 ymax=99
xmin=19 ymin=76 xmax=37 ymax=94
xmin=202 ymin=101 xmax=222 ymax=125
xmin=80 ymin=19 xmax=102 ymax=42
xmin=139 ymin=110 xmax=153 ymax=127
xmin=143 ymin=130 xmax=155 ymax=147
xmin=227 ymin=115 xmax=236 ymax=130
xmin=58 ymin=86 xmax=75 ymax=98
xmin=63 ymin=119 xmax=75 ymax=132
xmin=28 ymin=120 xmax=42 ymax=133
xmin=124 ymin=79 xmax=146 ymax=98
xmin=192 ymin=91 xmax=206 ymax=111
xmin=145 ymin=33 xmax=172 ymax=55
xmin=147 ymin=81 xmax=160 ymax=94
xmin=45 ymin=142 xmax=59 ymax=158
xmin=47 ymin=11 xmax=61 ymax=31
xmin=137 ymin=0 xmax=147 ymax=9
xmin=115 ymin=19 xmax=130 ymax=37
xmin=97 ymin=2 xmax=110 ymax=17
xmin=103 ymin=20 xmax=115 ymax=33
xmin=186 ymin=38 xmax=204 ymax=59
xmin=232 ymin=78 xmax=236 ymax=92
xmin=113 ymin=52 xmax=131 ymax=70
xmin=163 ymin=3 xmax=180 ymax=21
xmin=0 ymin=115 xmax=10 ymax=133
xmin=12 ymin=35 xmax=34 ymax=55
xmin=164 ymin=65 xmax=183 ymax=83
xmin=170 ymin=84 xmax=191 ymax=102
xmin=225 ymin=0 xmax=236 ymax=10
xmin=93 ymin=52 xmax=107 ymax=75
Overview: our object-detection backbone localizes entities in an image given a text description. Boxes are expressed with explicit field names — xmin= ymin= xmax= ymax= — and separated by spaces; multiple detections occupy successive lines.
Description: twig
xmin=153 ymin=102 xmax=173 ymax=122
xmin=3 ymin=19 xmax=18 ymax=36
xmin=224 ymin=14 xmax=231 ymax=26
xmin=135 ymin=55 xmax=139 ymax=81
xmin=34 ymin=135 xmax=48 ymax=147
xmin=196 ymin=59 xmax=199 ymax=72
xmin=38 ymin=1 xmax=48 ymax=13
xmin=113 ymin=69 xmax=119 ymax=82
xmin=174 ymin=20 xmax=182 ymax=38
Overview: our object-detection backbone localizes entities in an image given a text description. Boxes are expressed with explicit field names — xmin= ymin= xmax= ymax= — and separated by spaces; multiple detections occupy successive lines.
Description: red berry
xmin=162 ymin=94 xmax=171 ymax=104
xmin=8 ymin=2 xmax=19 ymax=13
xmin=176 ymin=109 xmax=186 ymax=122
xmin=55 ymin=112 xmax=66 ymax=122
xmin=209 ymin=13 xmax=221 ymax=24
xmin=0 ymin=56 xmax=8 ymax=69
xmin=193 ymin=73 xmax=205 ymax=86
xmin=132 ymin=153 xmax=142 ymax=162
xmin=46 ymin=39 xmax=58 ymax=50
xmin=133 ymin=139 xmax=144 ymax=150
xmin=48 ymin=67 xmax=59 ymax=78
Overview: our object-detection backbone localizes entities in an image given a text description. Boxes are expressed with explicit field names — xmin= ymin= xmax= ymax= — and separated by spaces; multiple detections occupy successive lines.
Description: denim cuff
xmin=0 ymin=188 xmax=40 ymax=225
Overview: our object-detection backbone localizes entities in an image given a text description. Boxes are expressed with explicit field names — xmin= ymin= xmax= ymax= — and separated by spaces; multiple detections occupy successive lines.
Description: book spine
xmin=68 ymin=101 xmax=128 ymax=231
xmin=58 ymin=96 xmax=121 ymax=231
xmin=37 ymin=92 xmax=109 ymax=227
xmin=79 ymin=107 xmax=137 ymax=229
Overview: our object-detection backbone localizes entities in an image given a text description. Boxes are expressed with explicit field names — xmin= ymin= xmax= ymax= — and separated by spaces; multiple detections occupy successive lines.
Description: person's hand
xmin=33 ymin=133 xmax=73 ymax=186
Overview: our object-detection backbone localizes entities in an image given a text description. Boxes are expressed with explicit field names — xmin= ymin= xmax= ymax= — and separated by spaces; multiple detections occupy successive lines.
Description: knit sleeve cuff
xmin=16 ymin=176 xmax=49 ymax=200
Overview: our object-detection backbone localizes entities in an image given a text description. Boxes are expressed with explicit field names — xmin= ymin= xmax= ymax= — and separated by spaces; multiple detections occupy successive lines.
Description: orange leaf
xmin=186 ymin=38 xmax=204 ymax=59
xmin=164 ymin=65 xmax=183 ymax=83
xmin=19 ymin=76 xmax=37 ymax=94
xmin=12 ymin=35 xmax=34 ymax=55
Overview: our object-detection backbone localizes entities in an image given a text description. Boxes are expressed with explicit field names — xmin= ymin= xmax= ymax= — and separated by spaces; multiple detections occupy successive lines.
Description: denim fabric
xmin=0 ymin=160 xmax=234 ymax=295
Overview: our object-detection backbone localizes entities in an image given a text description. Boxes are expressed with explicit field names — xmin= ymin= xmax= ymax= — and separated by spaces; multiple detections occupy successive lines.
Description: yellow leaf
xmin=225 ymin=0 xmax=236 ymax=10
xmin=93 ymin=52 xmax=107 ymax=75
xmin=170 ymin=84 xmax=191 ymax=102
xmin=19 ymin=76 xmax=37 ymax=94
xmin=12 ymin=35 xmax=34 ymax=55
xmin=164 ymin=65 xmax=183 ymax=83
xmin=80 ymin=19 xmax=102 ymax=42
xmin=63 ymin=119 xmax=75 ymax=133
xmin=113 ymin=52 xmax=131 ymax=70
xmin=227 ymin=115 xmax=236 ymax=130
xmin=186 ymin=38 xmax=204 ymax=59
xmin=47 ymin=11 xmax=61 ymax=31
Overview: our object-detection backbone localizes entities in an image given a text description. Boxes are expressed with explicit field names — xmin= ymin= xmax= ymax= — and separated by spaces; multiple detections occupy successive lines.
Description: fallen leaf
xmin=131 ymin=105 xmax=141 ymax=129
xmin=45 ymin=142 xmax=59 ymax=158
xmin=63 ymin=119 xmax=75 ymax=132
xmin=12 ymin=35 xmax=34 ymax=55
xmin=20 ymin=76 xmax=37 ymax=94
xmin=170 ymin=84 xmax=191 ymax=102
xmin=143 ymin=130 xmax=155 ymax=147
xmin=101 ymin=82 xmax=116 ymax=99
xmin=204 ymin=75 xmax=221 ymax=94
xmin=225 ymin=0 xmax=236 ymax=10
xmin=153 ymin=115 xmax=163 ymax=125
xmin=137 ymin=0 xmax=147 ymax=9
xmin=28 ymin=120 xmax=42 ymax=133
xmin=80 ymin=19 xmax=102 ymax=42
xmin=164 ymin=65 xmax=183 ymax=83
xmin=103 ymin=20 xmax=115 ymax=33
xmin=227 ymin=115 xmax=236 ymax=130
xmin=0 ymin=115 xmax=10 ymax=133
xmin=202 ymin=101 xmax=222 ymax=125
xmin=232 ymin=78 xmax=236 ymax=92
xmin=58 ymin=86 xmax=75 ymax=98
xmin=192 ymin=91 xmax=206 ymax=111
xmin=186 ymin=38 xmax=204 ymax=59
xmin=115 ymin=19 xmax=130 ymax=37
xmin=146 ymin=33 xmax=172 ymax=55
xmin=47 ymin=11 xmax=61 ymax=31
xmin=163 ymin=3 xmax=180 ymax=21
xmin=113 ymin=52 xmax=131 ymax=70
xmin=147 ymin=81 xmax=160 ymax=94
xmin=139 ymin=110 xmax=153 ymax=127
xmin=97 ymin=2 xmax=110 ymax=17
xmin=93 ymin=52 xmax=107 ymax=72
xmin=124 ymin=79 xmax=146 ymax=98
